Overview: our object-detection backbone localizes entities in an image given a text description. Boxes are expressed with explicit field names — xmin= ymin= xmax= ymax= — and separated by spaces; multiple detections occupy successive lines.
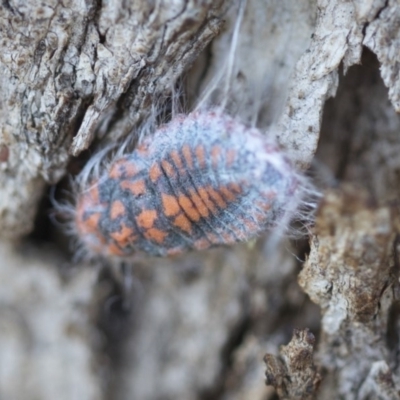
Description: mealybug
xmin=70 ymin=109 xmax=314 ymax=258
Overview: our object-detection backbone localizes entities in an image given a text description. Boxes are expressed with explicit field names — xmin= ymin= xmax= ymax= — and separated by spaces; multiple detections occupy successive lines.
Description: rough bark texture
xmin=264 ymin=329 xmax=322 ymax=400
xmin=2 ymin=1 xmax=400 ymax=400
xmin=299 ymin=187 xmax=400 ymax=399
xmin=0 ymin=0 xmax=227 ymax=238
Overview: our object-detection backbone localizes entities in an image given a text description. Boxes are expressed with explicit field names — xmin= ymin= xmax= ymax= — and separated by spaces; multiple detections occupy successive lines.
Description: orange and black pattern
xmin=75 ymin=110 xmax=299 ymax=257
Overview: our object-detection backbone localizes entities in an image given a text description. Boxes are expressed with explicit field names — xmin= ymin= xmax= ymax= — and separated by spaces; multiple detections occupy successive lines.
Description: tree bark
xmin=1 ymin=1 xmax=400 ymax=400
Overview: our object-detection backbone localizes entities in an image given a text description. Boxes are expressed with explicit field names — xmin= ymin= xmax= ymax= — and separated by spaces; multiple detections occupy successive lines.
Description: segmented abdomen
xmin=75 ymin=110 xmax=299 ymax=258
xmin=148 ymin=139 xmax=250 ymax=254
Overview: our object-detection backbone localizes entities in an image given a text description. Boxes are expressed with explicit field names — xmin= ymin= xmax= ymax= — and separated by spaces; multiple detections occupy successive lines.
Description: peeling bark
xmin=299 ymin=186 xmax=400 ymax=399
xmin=264 ymin=329 xmax=321 ymax=400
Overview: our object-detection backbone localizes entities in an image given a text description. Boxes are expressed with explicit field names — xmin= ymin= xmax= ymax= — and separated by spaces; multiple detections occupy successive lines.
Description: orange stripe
xmin=88 ymin=184 xmax=100 ymax=202
xmin=194 ymin=238 xmax=210 ymax=250
xmin=107 ymin=242 xmax=125 ymax=256
xmin=198 ymin=187 xmax=217 ymax=213
xmin=135 ymin=209 xmax=157 ymax=229
xmin=162 ymin=193 xmax=181 ymax=217
xmin=170 ymin=150 xmax=184 ymax=172
xmin=188 ymin=189 xmax=209 ymax=218
xmin=242 ymin=218 xmax=258 ymax=232
xmin=195 ymin=145 xmax=206 ymax=168
xmin=149 ymin=163 xmax=162 ymax=183
xmin=207 ymin=233 xmax=219 ymax=244
xmin=229 ymin=182 xmax=242 ymax=194
xmin=211 ymin=145 xmax=222 ymax=168
xmin=110 ymin=200 xmax=125 ymax=219
xmin=109 ymin=223 xmax=136 ymax=247
xmin=120 ymin=180 xmax=146 ymax=196
xmin=136 ymin=143 xmax=149 ymax=155
xmin=177 ymin=194 xmax=201 ymax=221
xmin=182 ymin=144 xmax=194 ymax=169
xmin=76 ymin=211 xmax=101 ymax=234
xmin=144 ymin=228 xmax=167 ymax=244
xmin=109 ymin=160 xmax=125 ymax=179
xmin=173 ymin=214 xmax=192 ymax=233
xmin=206 ymin=186 xmax=227 ymax=209
xmin=256 ymin=200 xmax=271 ymax=212
xmin=124 ymin=161 xmax=141 ymax=177
xmin=221 ymin=232 xmax=235 ymax=244
xmin=161 ymin=159 xmax=175 ymax=177
xmin=220 ymin=186 xmax=236 ymax=202
xmin=109 ymin=159 xmax=140 ymax=179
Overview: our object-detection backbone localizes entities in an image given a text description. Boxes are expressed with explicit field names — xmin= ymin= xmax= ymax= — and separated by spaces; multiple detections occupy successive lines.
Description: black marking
xmin=156 ymin=160 xmax=198 ymax=246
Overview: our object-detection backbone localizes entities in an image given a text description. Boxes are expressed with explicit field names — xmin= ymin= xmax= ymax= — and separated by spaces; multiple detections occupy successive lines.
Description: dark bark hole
xmin=386 ymin=301 xmax=400 ymax=370
xmin=27 ymin=185 xmax=62 ymax=246
xmin=317 ymin=48 xmax=400 ymax=202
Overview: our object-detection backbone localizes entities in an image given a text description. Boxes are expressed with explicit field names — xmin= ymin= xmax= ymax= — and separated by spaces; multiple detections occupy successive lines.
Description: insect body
xmin=75 ymin=109 xmax=301 ymax=258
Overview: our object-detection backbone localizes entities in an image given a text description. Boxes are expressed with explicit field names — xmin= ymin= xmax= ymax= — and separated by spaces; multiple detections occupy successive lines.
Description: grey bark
xmin=1 ymin=1 xmax=400 ymax=400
